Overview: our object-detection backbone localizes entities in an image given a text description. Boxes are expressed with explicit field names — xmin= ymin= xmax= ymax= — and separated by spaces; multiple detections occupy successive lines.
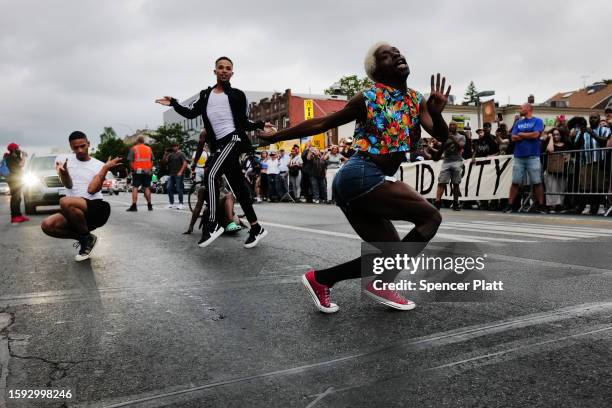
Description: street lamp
xmin=474 ymin=90 xmax=495 ymax=128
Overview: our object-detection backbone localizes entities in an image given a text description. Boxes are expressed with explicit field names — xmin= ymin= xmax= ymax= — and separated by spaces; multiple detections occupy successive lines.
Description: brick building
xmin=248 ymin=89 xmax=348 ymax=151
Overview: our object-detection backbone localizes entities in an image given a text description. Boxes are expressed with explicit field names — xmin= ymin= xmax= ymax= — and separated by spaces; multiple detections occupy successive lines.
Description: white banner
xmin=399 ymin=155 xmax=514 ymax=200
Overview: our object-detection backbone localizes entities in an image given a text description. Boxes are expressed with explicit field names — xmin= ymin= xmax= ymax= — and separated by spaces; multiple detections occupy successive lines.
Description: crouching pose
xmin=41 ymin=131 xmax=121 ymax=261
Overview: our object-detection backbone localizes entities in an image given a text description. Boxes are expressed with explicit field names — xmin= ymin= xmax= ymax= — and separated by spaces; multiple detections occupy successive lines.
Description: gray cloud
xmin=1 ymin=0 xmax=610 ymax=154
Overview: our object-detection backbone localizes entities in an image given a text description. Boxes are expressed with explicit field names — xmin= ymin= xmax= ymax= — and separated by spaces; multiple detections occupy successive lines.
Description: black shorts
xmin=132 ymin=173 xmax=152 ymax=188
xmin=85 ymin=199 xmax=111 ymax=231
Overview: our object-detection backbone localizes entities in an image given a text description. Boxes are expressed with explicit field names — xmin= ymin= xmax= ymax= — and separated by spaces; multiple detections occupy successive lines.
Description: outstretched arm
xmin=155 ymin=95 xmax=202 ymax=120
xmin=258 ymin=94 xmax=366 ymax=144
xmin=419 ymin=73 xmax=451 ymax=143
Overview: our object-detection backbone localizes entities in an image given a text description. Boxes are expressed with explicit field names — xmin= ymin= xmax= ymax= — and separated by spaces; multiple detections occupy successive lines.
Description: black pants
xmin=8 ymin=178 xmax=22 ymax=217
xmin=205 ymin=134 xmax=257 ymax=224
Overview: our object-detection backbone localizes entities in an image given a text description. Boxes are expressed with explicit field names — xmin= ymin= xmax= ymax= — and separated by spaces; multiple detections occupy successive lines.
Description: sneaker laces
xmin=314 ymin=284 xmax=332 ymax=307
xmin=380 ymin=288 xmax=407 ymax=304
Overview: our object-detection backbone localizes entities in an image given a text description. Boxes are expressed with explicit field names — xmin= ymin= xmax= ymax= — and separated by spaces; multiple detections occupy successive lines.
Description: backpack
xmin=0 ymin=158 xmax=9 ymax=177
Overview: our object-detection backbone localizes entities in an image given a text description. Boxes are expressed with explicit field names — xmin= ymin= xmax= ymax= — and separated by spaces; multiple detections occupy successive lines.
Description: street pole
xmin=477 ymin=97 xmax=481 ymax=129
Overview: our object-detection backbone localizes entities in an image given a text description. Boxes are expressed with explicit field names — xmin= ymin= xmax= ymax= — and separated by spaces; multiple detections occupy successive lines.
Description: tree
xmin=324 ymin=75 xmax=373 ymax=99
xmin=99 ymin=127 xmax=118 ymax=143
xmin=147 ymin=123 xmax=198 ymax=177
xmin=463 ymin=81 xmax=478 ymax=104
xmin=92 ymin=127 xmax=129 ymax=177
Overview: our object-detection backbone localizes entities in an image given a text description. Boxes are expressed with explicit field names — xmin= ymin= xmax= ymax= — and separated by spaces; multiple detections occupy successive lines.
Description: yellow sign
xmin=301 ymin=99 xmax=325 ymax=150
xmin=311 ymin=134 xmax=325 ymax=150
xmin=304 ymin=99 xmax=314 ymax=120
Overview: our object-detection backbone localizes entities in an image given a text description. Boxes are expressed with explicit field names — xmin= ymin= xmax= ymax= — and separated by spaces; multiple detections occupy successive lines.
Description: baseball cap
xmin=7 ymin=143 xmax=19 ymax=152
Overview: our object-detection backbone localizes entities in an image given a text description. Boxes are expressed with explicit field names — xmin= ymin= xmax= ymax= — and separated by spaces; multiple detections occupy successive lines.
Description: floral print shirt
xmin=354 ymin=83 xmax=422 ymax=154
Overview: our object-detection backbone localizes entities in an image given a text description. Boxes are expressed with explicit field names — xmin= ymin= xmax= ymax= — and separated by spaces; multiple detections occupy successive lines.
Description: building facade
xmin=248 ymin=89 xmax=347 ymax=151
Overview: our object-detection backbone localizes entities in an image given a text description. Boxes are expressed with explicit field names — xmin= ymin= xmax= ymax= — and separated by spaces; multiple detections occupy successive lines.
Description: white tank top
xmin=206 ymin=91 xmax=236 ymax=140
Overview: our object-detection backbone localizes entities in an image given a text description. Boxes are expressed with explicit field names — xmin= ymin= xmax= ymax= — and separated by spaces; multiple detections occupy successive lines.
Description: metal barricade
xmin=542 ymin=147 xmax=611 ymax=214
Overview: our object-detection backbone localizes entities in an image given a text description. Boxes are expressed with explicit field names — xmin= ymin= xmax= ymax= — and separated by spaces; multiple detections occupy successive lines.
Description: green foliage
xmin=463 ymin=81 xmax=478 ymax=104
xmin=147 ymin=123 xmax=198 ymax=177
xmin=99 ymin=127 xmax=118 ymax=143
xmin=324 ymin=75 xmax=373 ymax=99
xmin=92 ymin=128 xmax=129 ymax=176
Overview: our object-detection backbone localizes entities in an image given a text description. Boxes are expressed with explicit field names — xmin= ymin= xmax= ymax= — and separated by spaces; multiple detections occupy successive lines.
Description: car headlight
xmin=23 ymin=173 xmax=41 ymax=187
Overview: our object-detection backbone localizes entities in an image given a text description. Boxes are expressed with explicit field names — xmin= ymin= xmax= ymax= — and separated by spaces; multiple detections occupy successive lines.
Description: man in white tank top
xmin=156 ymin=57 xmax=276 ymax=249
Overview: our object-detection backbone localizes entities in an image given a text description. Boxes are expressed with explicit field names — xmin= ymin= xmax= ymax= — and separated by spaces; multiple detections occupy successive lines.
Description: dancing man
xmin=156 ymin=56 xmax=274 ymax=248
xmin=41 ymin=131 xmax=120 ymax=261
xmin=259 ymin=43 xmax=450 ymax=313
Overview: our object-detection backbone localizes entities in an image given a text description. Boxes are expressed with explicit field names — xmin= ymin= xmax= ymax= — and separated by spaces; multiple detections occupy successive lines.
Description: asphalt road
xmin=1 ymin=192 xmax=611 ymax=407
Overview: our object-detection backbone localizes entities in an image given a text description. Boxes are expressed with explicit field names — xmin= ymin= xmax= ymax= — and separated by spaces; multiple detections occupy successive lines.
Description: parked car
xmin=22 ymin=155 xmax=62 ymax=214
xmin=101 ymin=173 xmax=120 ymax=195
xmin=115 ymin=178 xmax=128 ymax=192
xmin=0 ymin=181 xmax=9 ymax=195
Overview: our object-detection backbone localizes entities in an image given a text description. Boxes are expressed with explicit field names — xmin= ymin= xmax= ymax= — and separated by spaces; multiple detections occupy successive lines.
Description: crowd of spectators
xmin=245 ymin=138 xmax=356 ymax=204
xmin=243 ymin=108 xmax=611 ymax=216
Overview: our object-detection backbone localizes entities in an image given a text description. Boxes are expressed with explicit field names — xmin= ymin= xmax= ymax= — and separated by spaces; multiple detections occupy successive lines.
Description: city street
xmin=1 ymin=193 xmax=611 ymax=407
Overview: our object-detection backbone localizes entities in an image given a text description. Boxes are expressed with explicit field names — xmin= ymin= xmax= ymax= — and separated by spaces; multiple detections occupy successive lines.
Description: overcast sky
xmin=1 ymin=0 xmax=610 ymax=154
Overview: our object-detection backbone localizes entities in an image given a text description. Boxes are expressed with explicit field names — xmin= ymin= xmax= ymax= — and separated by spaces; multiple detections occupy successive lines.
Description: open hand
xmin=257 ymin=122 xmax=278 ymax=141
xmin=426 ymin=73 xmax=451 ymax=115
xmin=105 ymin=156 xmax=123 ymax=169
xmin=155 ymin=96 xmax=173 ymax=106
xmin=56 ymin=158 xmax=68 ymax=174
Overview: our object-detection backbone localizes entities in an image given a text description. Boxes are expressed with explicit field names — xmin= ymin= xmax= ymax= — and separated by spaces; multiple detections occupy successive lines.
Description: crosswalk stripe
xmin=437 ymin=225 xmax=572 ymax=241
xmin=462 ymin=220 xmax=612 ymax=235
xmin=443 ymin=222 xmax=602 ymax=238
xmin=395 ymin=228 xmax=536 ymax=243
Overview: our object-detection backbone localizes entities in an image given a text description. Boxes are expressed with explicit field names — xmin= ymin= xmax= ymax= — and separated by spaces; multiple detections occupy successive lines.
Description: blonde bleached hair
xmin=364 ymin=41 xmax=390 ymax=82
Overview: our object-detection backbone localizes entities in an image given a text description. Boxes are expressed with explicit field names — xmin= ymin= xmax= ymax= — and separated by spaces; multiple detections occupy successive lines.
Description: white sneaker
xmin=313 ymin=199 xmax=320 ymax=204
xmin=176 ymin=204 xmax=185 ymax=210
xmin=166 ymin=204 xmax=176 ymax=209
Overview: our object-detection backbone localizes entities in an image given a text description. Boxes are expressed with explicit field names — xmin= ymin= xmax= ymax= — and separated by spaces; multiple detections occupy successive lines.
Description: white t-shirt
xmin=206 ymin=91 xmax=236 ymax=140
xmin=59 ymin=154 xmax=105 ymax=200
xmin=266 ymin=158 xmax=280 ymax=175
xmin=278 ymin=154 xmax=290 ymax=172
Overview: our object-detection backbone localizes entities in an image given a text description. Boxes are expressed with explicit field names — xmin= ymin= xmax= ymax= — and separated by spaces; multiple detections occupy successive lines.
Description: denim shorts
xmin=512 ymin=156 xmax=542 ymax=185
xmin=332 ymin=153 xmax=386 ymax=210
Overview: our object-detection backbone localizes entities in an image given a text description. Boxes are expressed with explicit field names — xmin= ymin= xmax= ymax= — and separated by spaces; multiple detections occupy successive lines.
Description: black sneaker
xmin=452 ymin=203 xmax=461 ymax=211
xmin=434 ymin=200 xmax=441 ymax=210
xmin=502 ymin=205 xmax=517 ymax=214
xmin=244 ymin=224 xmax=268 ymax=248
xmin=74 ymin=234 xmax=98 ymax=261
xmin=198 ymin=221 xmax=224 ymax=248
xmin=126 ymin=204 xmax=137 ymax=212
xmin=147 ymin=203 xmax=153 ymax=211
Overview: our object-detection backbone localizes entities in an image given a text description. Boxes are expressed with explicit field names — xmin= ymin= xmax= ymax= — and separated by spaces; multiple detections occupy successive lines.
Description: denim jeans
xmin=167 ymin=175 xmax=184 ymax=204
xmin=268 ymin=174 xmax=279 ymax=199
xmin=310 ymin=176 xmax=327 ymax=201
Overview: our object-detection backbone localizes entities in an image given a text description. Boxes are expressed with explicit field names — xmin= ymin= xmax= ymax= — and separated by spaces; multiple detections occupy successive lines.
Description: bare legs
xmin=314 ymin=180 xmax=441 ymax=287
xmin=41 ymin=197 xmax=89 ymax=239
xmin=131 ymin=187 xmax=152 ymax=205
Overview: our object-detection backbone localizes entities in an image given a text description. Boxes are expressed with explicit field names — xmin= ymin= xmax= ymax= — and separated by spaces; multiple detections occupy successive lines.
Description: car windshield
xmin=29 ymin=156 xmax=57 ymax=172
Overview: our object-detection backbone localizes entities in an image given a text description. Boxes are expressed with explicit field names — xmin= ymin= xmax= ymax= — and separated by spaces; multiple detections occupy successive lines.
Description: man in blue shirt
xmin=503 ymin=103 xmax=545 ymax=213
